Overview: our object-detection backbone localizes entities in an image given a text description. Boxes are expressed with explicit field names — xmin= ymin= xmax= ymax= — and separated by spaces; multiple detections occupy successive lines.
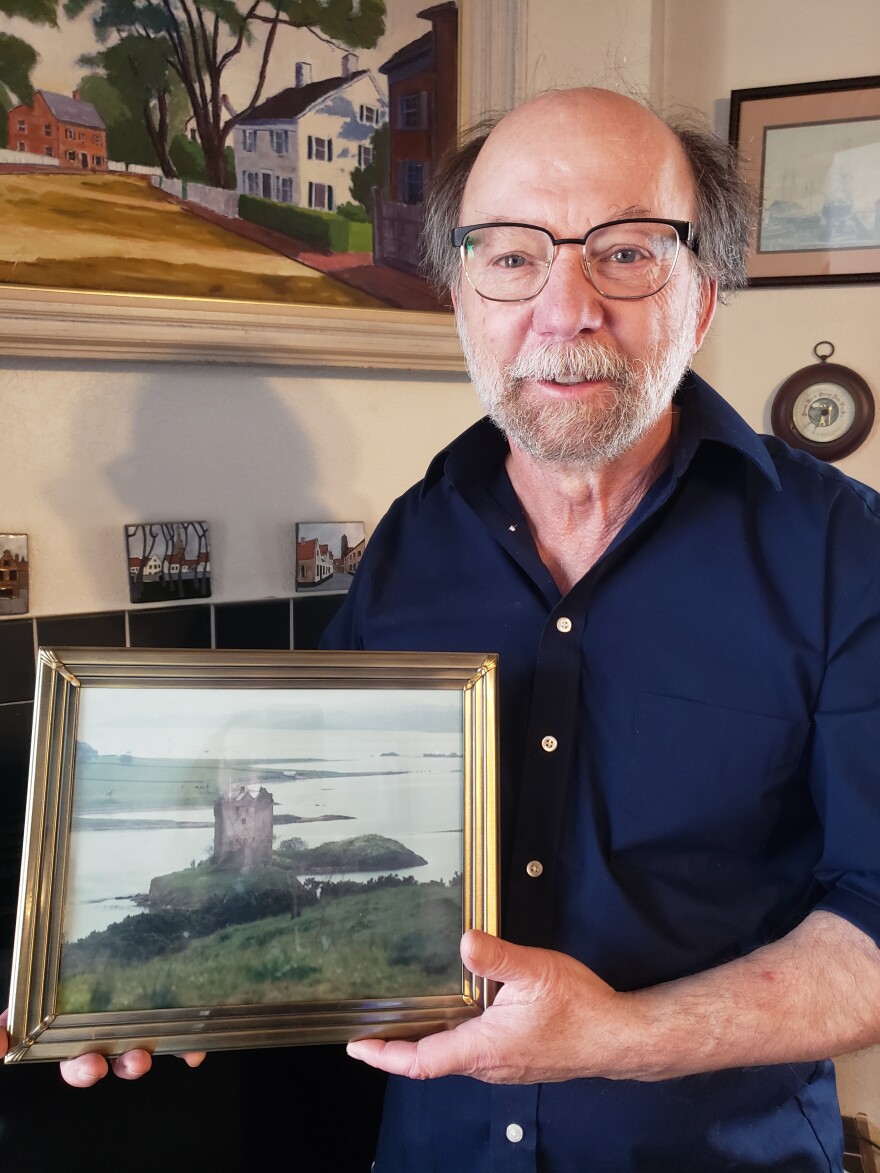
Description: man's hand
xmin=346 ymin=929 xmax=637 ymax=1084
xmin=1 ymin=1008 xmax=206 ymax=1087
xmin=347 ymin=913 xmax=880 ymax=1086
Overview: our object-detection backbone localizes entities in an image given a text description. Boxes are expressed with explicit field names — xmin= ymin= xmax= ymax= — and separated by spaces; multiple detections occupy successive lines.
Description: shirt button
xmin=526 ymin=860 xmax=543 ymax=877
xmin=541 ymin=735 xmax=558 ymax=752
xmin=556 ymin=616 xmax=572 ymax=633
xmin=506 ymin=1123 xmax=524 ymax=1143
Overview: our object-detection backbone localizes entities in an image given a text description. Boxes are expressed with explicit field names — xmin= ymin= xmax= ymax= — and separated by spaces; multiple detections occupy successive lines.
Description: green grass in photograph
xmin=57 ymin=879 xmax=462 ymax=1012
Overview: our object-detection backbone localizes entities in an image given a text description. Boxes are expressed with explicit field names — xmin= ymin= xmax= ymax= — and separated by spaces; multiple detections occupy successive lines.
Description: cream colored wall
xmin=1 ymin=359 xmax=477 ymax=616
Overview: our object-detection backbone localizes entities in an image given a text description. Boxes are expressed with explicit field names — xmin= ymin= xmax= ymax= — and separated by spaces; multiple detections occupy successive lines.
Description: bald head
xmin=462 ymin=88 xmax=698 ymax=243
xmin=421 ymin=87 xmax=752 ymax=297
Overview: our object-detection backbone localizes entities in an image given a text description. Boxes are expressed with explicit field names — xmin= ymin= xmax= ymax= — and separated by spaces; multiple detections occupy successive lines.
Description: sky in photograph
xmin=76 ymin=685 xmax=463 ymax=758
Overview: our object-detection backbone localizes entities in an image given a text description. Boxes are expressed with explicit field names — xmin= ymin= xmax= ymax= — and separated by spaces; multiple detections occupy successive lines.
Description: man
xmin=5 ymin=87 xmax=879 ymax=1169
xmin=325 ymin=88 xmax=880 ymax=1169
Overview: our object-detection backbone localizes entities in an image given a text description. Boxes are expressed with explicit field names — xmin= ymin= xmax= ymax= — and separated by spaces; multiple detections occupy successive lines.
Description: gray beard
xmin=456 ymin=290 xmax=701 ymax=468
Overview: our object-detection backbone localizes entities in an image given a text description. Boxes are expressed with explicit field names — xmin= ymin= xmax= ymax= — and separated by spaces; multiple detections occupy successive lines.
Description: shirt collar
xmin=674 ymin=371 xmax=780 ymax=489
xmin=421 ymin=369 xmax=781 ymax=497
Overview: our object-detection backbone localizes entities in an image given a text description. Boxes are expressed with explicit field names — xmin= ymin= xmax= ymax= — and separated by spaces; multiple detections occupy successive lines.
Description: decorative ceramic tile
xmin=125 ymin=521 xmax=212 ymax=604
xmin=0 ymin=534 xmax=29 ymax=615
xmin=295 ymin=522 xmax=365 ymax=595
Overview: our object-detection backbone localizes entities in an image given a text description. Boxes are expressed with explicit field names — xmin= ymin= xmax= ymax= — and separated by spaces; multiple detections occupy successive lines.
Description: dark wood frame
xmin=729 ymin=76 xmax=880 ymax=287
xmin=770 ymin=360 xmax=875 ymax=461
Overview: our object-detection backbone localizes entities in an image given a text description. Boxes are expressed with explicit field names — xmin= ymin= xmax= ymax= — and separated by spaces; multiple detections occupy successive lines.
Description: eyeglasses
xmin=451 ymin=218 xmax=699 ymax=302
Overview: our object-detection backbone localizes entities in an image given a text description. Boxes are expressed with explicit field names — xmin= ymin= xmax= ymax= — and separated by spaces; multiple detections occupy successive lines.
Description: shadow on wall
xmin=36 ymin=359 xmax=368 ymax=607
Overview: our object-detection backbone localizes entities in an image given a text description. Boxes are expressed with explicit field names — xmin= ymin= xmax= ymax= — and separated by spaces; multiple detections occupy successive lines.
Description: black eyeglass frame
xmin=451 ymin=217 xmax=700 ymax=302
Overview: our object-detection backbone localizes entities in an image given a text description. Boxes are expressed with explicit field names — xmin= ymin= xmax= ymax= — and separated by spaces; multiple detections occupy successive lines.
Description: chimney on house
xmin=341 ymin=53 xmax=359 ymax=79
xmin=72 ymin=89 xmax=81 ymax=102
xmin=295 ymin=62 xmax=312 ymax=88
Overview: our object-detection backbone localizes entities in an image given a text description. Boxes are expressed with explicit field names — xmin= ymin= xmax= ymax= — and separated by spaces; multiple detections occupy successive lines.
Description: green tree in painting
xmin=0 ymin=0 xmax=60 ymax=147
xmin=77 ymin=35 xmax=189 ymax=172
xmin=79 ymin=33 xmax=196 ymax=173
xmin=349 ymin=121 xmax=389 ymax=216
xmin=62 ymin=0 xmax=387 ymax=188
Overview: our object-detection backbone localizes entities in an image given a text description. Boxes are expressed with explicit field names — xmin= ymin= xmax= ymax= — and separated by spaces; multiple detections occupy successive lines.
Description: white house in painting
xmin=233 ymin=56 xmax=386 ymax=212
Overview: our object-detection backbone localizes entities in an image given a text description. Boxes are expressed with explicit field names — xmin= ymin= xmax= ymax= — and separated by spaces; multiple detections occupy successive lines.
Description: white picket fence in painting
xmin=150 ymin=175 xmax=239 ymax=217
xmin=0 ymin=149 xmax=59 ymax=166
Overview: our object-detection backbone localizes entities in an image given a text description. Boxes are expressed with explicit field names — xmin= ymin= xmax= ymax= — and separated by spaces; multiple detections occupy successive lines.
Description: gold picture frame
xmin=0 ymin=0 xmax=526 ymax=370
xmin=5 ymin=647 xmax=498 ymax=1064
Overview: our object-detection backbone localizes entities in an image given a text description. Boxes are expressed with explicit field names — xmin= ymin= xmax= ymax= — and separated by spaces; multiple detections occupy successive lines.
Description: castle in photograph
xmin=213 ymin=785 xmax=275 ymax=870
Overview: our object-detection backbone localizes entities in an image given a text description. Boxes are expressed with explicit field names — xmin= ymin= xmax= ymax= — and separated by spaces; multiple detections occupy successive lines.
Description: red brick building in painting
xmin=373 ymin=2 xmax=458 ymax=274
xmin=6 ymin=90 xmax=108 ymax=171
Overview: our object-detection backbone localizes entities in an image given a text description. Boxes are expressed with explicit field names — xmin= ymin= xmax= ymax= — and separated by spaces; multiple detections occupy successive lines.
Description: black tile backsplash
xmin=214 ymin=599 xmax=291 ymax=649
xmin=128 ymin=603 xmax=212 ymax=649
xmin=293 ymin=595 xmax=345 ymax=649
xmin=37 ymin=611 xmax=126 ymax=649
xmin=0 ymin=620 xmax=35 ymax=704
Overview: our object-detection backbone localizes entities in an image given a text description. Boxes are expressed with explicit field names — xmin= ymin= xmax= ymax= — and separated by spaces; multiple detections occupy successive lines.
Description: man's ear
xmin=450 ymin=283 xmax=459 ymax=313
xmin=693 ymin=278 xmax=718 ymax=352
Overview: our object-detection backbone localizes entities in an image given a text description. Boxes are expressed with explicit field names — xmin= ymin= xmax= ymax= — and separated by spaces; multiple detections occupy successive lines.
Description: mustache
xmin=503 ymin=340 xmax=641 ymax=386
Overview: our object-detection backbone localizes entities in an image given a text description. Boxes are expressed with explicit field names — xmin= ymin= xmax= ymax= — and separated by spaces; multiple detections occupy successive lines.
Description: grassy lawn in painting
xmin=0 ymin=172 xmax=384 ymax=307
xmin=58 ymin=877 xmax=462 ymax=1010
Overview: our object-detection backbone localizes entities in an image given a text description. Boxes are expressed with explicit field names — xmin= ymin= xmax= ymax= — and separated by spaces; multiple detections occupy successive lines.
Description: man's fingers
xmin=60 ymin=1048 xmax=154 ymax=1087
xmin=177 ymin=1051 xmax=207 ymax=1068
xmin=461 ymin=928 xmax=548 ymax=988
xmin=60 ymin=1053 xmax=112 ymax=1088
xmin=109 ymin=1050 xmax=153 ymax=1080
xmin=348 ymin=1022 xmax=487 ymax=1080
xmin=347 ymin=1035 xmax=453 ymax=1079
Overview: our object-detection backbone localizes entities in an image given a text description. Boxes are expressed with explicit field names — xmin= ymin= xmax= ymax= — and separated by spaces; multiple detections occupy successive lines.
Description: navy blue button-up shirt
xmin=323 ymin=372 xmax=880 ymax=1172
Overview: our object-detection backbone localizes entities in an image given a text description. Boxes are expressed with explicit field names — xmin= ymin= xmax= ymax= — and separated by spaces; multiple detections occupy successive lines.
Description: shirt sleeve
xmin=809 ymin=529 xmax=880 ymax=947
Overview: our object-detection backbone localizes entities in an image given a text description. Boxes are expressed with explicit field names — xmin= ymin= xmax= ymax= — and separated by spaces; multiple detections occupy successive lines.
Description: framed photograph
xmin=0 ymin=0 xmax=526 ymax=369
xmin=5 ymin=647 xmax=498 ymax=1064
xmin=729 ymin=75 xmax=880 ymax=286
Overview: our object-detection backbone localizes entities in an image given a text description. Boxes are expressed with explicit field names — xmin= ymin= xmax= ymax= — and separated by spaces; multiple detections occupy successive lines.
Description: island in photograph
xmin=295 ymin=521 xmax=366 ymax=594
xmin=124 ymin=520 xmax=211 ymax=604
xmin=0 ymin=0 xmax=458 ymax=311
xmin=0 ymin=532 xmax=29 ymax=614
xmin=57 ymin=686 xmax=464 ymax=1012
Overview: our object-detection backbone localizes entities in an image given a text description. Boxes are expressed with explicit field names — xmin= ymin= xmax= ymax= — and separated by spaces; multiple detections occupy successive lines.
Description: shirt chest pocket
xmin=617 ymin=692 xmax=811 ymax=857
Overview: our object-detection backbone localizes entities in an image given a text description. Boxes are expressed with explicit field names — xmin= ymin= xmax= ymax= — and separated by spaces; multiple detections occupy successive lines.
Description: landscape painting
xmin=58 ymin=684 xmax=465 ymax=1012
xmin=295 ymin=520 xmax=365 ymax=594
xmin=0 ymin=0 xmax=458 ymax=311
xmin=0 ymin=532 xmax=29 ymax=614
